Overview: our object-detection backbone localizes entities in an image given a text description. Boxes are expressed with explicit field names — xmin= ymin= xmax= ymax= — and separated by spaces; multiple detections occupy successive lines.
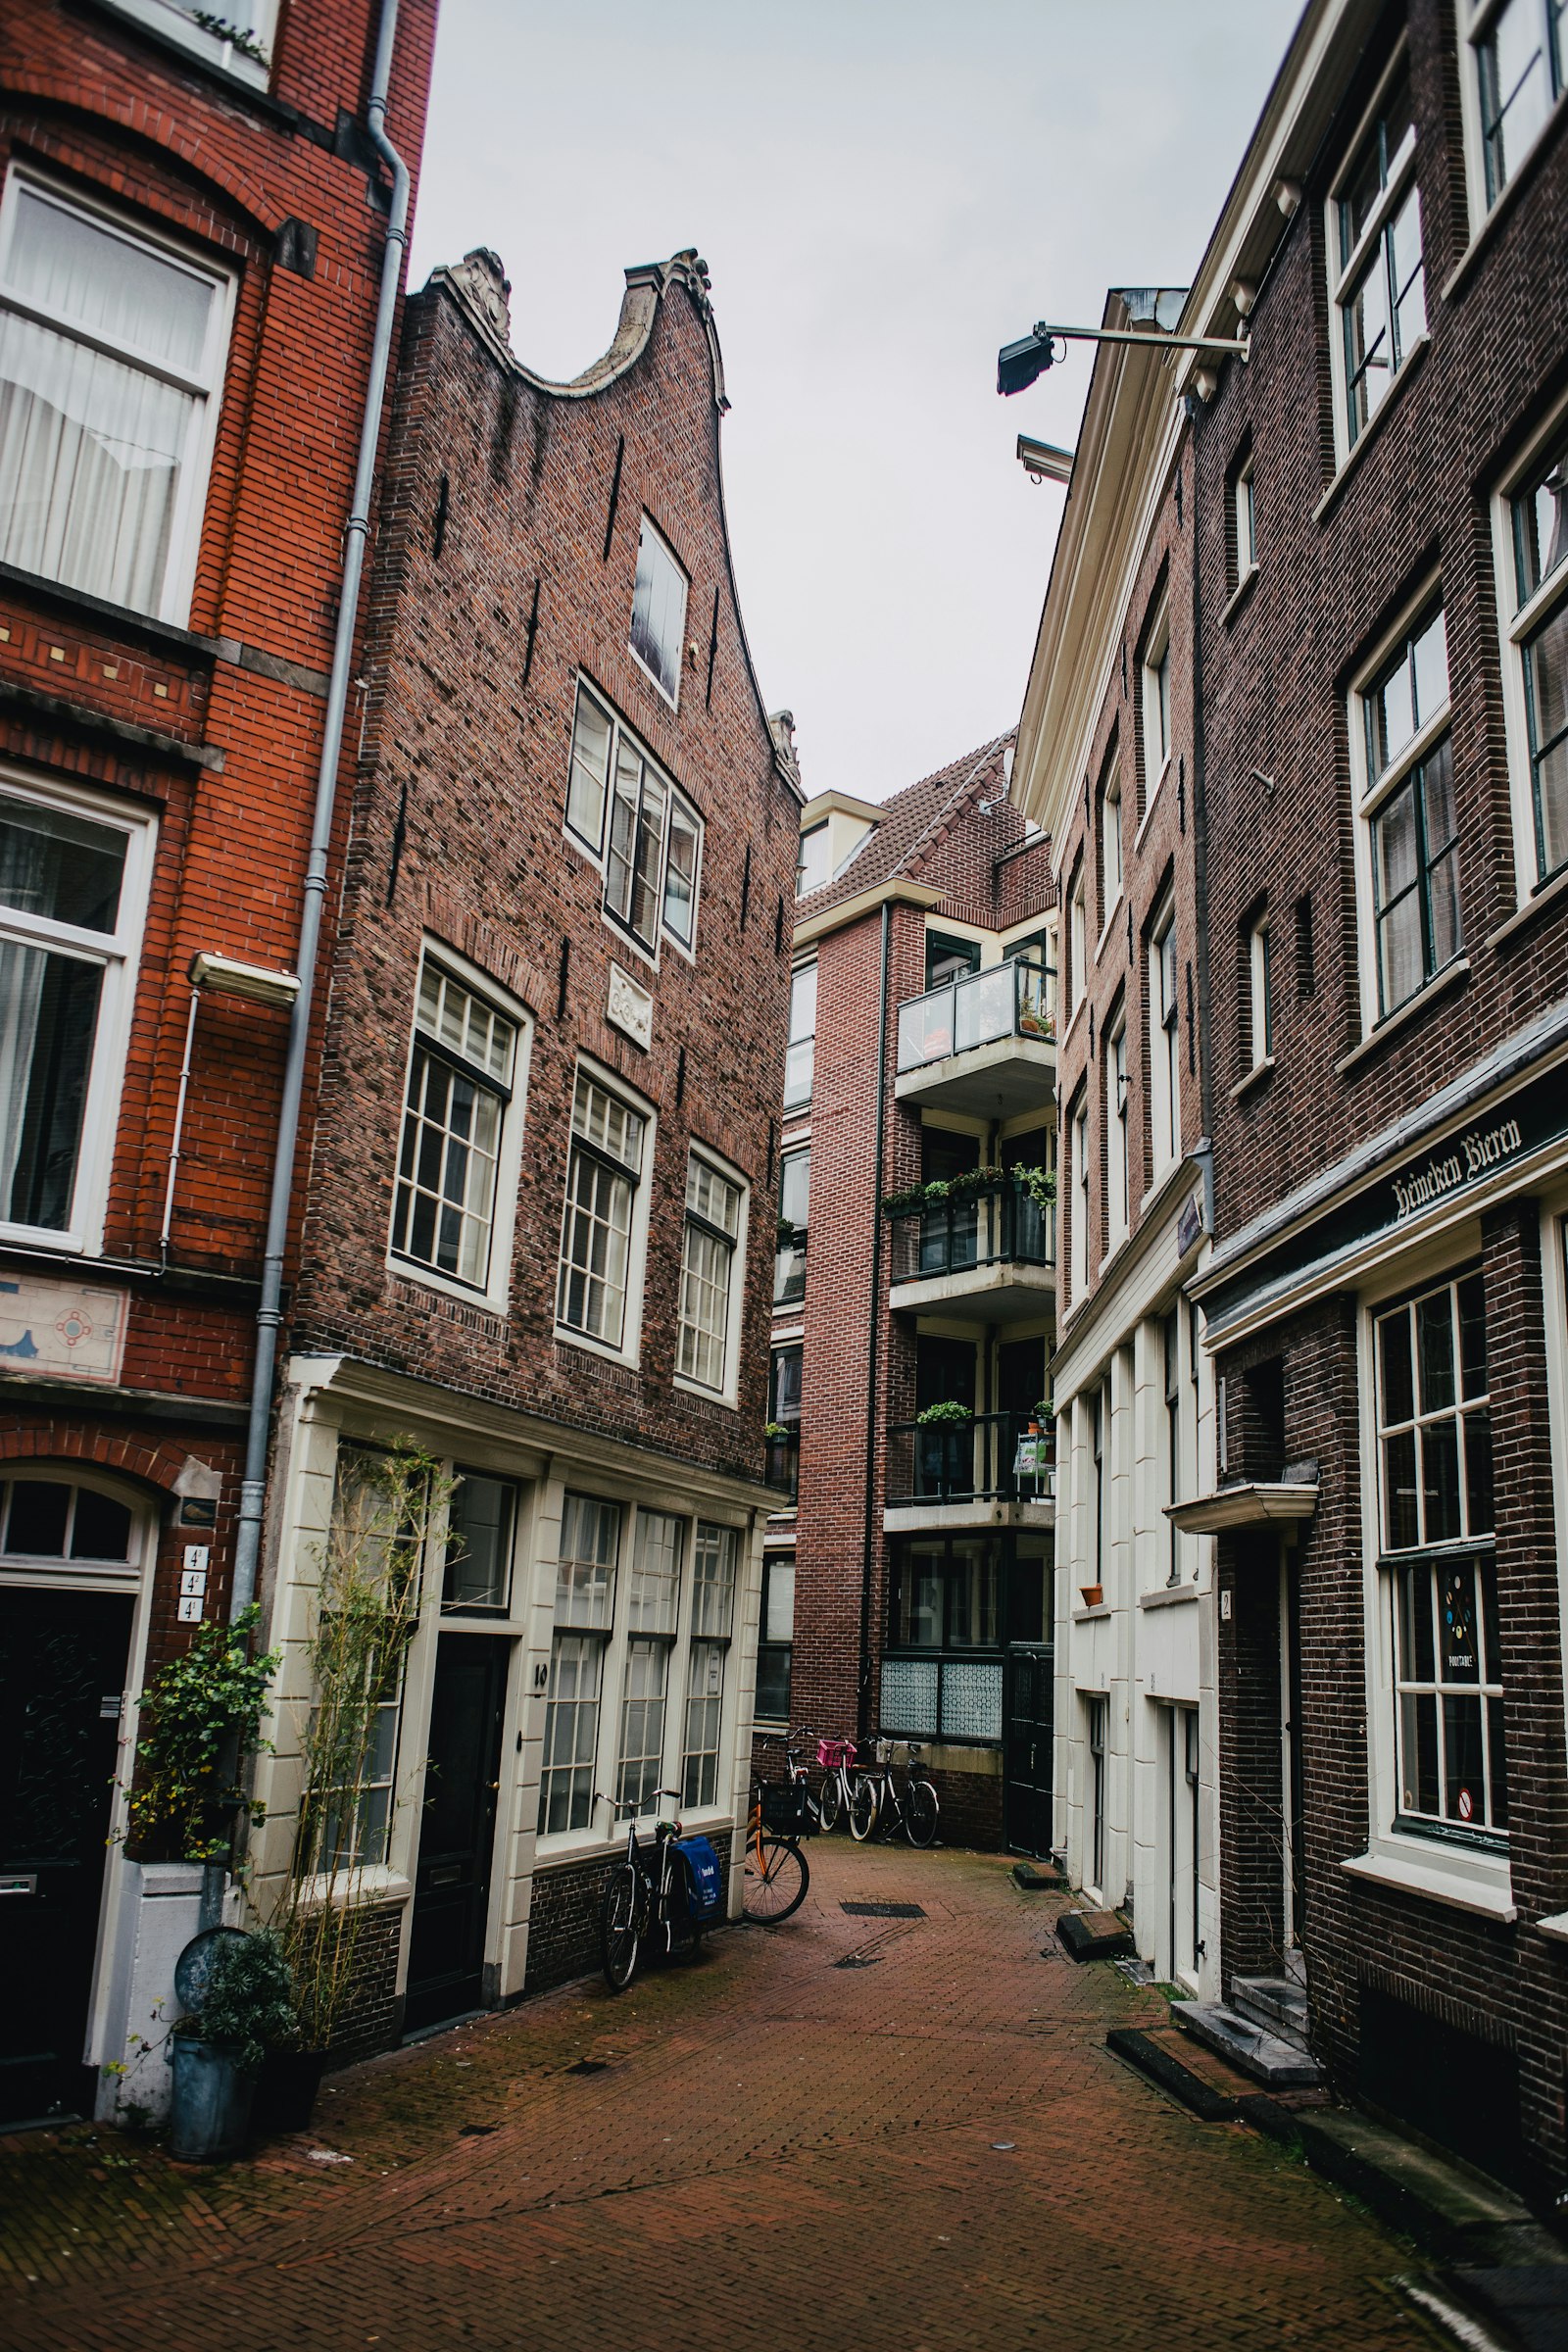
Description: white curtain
xmin=0 ymin=938 xmax=50 ymax=1218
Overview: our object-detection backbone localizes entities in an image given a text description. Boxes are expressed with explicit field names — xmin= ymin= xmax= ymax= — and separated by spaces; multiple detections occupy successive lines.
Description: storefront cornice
xmin=1165 ymin=1481 xmax=1317 ymax=1538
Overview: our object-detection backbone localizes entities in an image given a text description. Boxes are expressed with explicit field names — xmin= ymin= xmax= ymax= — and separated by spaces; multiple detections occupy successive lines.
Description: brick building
xmin=1012 ymin=292 xmax=1222 ymax=1997
xmin=0 ymin=0 xmax=437 ymax=2124
xmin=241 ymin=243 xmax=801 ymax=2035
xmin=1013 ymin=0 xmax=1568 ymax=2201
xmin=767 ymin=740 xmax=1057 ymax=1850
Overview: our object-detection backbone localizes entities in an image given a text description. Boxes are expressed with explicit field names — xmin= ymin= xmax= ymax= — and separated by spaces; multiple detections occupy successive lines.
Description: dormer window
xmin=797 ymin=823 xmax=830 ymax=897
xmin=629 ymin=516 xmax=688 ymax=704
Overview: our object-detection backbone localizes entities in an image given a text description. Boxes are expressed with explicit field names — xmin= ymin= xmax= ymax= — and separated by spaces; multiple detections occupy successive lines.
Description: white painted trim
xmin=1341 ymin=1845 xmax=1516 ymax=1921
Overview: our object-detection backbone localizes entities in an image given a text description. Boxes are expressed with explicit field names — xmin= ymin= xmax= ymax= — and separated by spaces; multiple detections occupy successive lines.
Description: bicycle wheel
xmin=904 ymin=1779 xmax=940 ymax=1848
xmin=817 ymin=1775 xmax=841 ymax=1835
xmin=848 ymin=1774 xmax=879 ymax=1841
xmin=599 ymin=1863 xmax=643 ymax=1993
xmin=744 ymin=1837 xmax=808 ymax=1923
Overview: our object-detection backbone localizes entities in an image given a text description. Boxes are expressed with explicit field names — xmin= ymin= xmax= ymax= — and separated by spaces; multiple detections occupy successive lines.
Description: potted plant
xmin=170 ymin=1929 xmax=295 ymax=2162
xmin=1079 ymin=1585 xmax=1104 ymax=1610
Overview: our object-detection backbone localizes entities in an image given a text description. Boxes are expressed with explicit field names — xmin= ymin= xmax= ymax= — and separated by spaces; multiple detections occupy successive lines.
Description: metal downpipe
xmin=228 ymin=0 xmax=411 ymax=1620
xmin=858 ymin=903 xmax=892 ymax=1737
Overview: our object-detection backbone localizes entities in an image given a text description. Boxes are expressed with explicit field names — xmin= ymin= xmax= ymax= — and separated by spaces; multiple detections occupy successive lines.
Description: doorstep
xmin=1055 ymin=1908 xmax=1134 ymax=1962
xmin=1170 ymin=1999 xmax=1322 ymax=2088
xmin=1298 ymin=2108 xmax=1565 ymax=2269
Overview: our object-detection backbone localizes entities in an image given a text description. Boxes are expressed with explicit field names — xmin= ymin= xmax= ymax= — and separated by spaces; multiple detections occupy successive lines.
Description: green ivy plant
xmin=762 ymin=1422 xmax=795 ymax=1443
xmin=915 ymin=1398 xmax=973 ymax=1427
xmin=881 ymin=1164 xmax=1056 ymax=1219
xmin=123 ymin=1603 xmax=280 ymax=1863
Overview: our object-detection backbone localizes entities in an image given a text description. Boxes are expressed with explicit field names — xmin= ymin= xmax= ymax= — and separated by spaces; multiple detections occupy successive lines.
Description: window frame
xmin=100 ymin=0 xmax=279 ymax=90
xmin=1458 ymin=0 xmax=1568 ymax=227
xmin=1069 ymin=1095 xmax=1090 ymax=1300
xmin=773 ymin=1144 xmax=810 ymax=1307
xmin=782 ymin=960 xmax=817 ymax=1109
xmin=1325 ymin=50 xmax=1427 ymax=465
xmin=1233 ymin=453 xmax=1257 ymax=587
xmin=0 ymin=768 xmax=156 ymax=1256
xmin=1097 ymin=760 xmax=1125 ymax=941
xmin=1066 ymin=857 xmax=1087 ymax=1020
xmin=796 ymin=822 xmax=830 ymax=900
xmin=1492 ymin=404 xmax=1568 ymax=900
xmin=1140 ymin=600 xmax=1172 ymax=807
xmin=387 ymin=945 xmax=531 ymax=1313
xmin=0 ymin=168 xmax=236 ymax=627
xmin=628 ymin=513 xmax=689 ymax=708
xmin=1349 ymin=593 xmax=1459 ymax=1030
xmin=562 ymin=678 xmax=704 ymax=963
xmin=1149 ymin=898 xmax=1181 ymax=1177
xmin=757 ymin=1548 xmax=795 ymax=1724
xmin=1103 ymin=1007 xmax=1129 ymax=1251
xmin=674 ymin=1143 xmax=749 ymax=1407
xmin=554 ymin=1060 xmax=656 ymax=1367
xmin=1248 ymin=911 xmax=1274 ymax=1070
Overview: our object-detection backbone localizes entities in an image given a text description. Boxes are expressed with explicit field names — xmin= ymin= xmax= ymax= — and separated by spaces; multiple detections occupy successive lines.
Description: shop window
xmin=442 ymin=1470 xmax=517 ymax=1612
xmin=1329 ymin=59 xmax=1425 ymax=456
xmin=539 ymin=1494 xmax=620 ymax=1835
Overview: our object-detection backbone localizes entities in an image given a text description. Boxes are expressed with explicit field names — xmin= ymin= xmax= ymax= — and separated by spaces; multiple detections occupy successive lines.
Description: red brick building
xmin=243 ymin=244 xmax=801 ymax=2031
xmin=0 ymin=0 xmax=437 ymax=2124
xmin=767 ymin=741 xmax=1057 ymax=1850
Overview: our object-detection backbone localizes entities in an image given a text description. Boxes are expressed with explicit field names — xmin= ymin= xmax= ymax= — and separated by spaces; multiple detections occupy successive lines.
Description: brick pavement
xmin=0 ymin=1842 xmax=1446 ymax=2351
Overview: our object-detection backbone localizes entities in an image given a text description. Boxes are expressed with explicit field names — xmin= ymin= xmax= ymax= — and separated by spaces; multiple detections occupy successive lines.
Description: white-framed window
xmin=390 ymin=955 xmax=525 ymax=1300
xmin=774 ymin=1145 xmax=809 ymax=1306
xmin=677 ymin=1149 xmax=746 ymax=1401
xmin=783 ymin=961 xmax=816 ymax=1109
xmin=615 ymin=1507 xmax=683 ymax=1815
xmin=1104 ymin=1011 xmax=1128 ymax=1250
xmin=1463 ymin=0 xmax=1566 ymax=213
xmin=1162 ymin=1307 xmax=1183 ymax=1584
xmin=564 ymin=681 xmax=704 ymax=958
xmin=1374 ymin=1269 xmax=1503 ymax=1844
xmin=102 ymin=1 xmax=278 ymax=89
xmin=0 ymin=172 xmax=234 ymax=624
xmin=797 ymin=822 xmax=830 ymax=898
xmin=556 ymin=1067 xmax=652 ymax=1359
xmin=0 ymin=774 xmax=154 ymax=1253
xmin=629 ymin=514 xmax=688 ymax=705
xmin=1353 ymin=602 xmax=1458 ymax=1020
xmin=1150 ymin=900 xmax=1180 ymax=1174
xmin=1234 ymin=453 xmax=1257 ymax=583
xmin=1328 ymin=57 xmax=1426 ymax=458
xmin=1069 ymin=1096 xmax=1089 ymax=1298
xmin=1496 ymin=419 xmax=1568 ymax=887
xmin=443 ymin=1469 xmax=517 ymax=1612
xmin=0 ymin=1473 xmax=135 ymax=1572
xmin=1248 ymin=912 xmax=1274 ymax=1068
xmin=757 ymin=1550 xmax=794 ymax=1721
xmin=1141 ymin=605 xmax=1172 ymax=793
xmin=1067 ymin=858 xmax=1086 ymax=1015
xmin=539 ymin=1493 xmax=621 ymax=1835
xmin=1099 ymin=762 xmax=1124 ymax=920
xmin=682 ymin=1521 xmax=737 ymax=1808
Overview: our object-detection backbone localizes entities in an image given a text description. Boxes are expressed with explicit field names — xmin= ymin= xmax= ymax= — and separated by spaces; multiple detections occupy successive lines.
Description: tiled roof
xmin=795 ymin=733 xmax=1013 ymax=919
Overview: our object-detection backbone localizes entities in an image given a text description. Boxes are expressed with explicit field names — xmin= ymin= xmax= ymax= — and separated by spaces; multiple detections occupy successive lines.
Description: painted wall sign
xmin=0 ymin=1277 xmax=127 ymax=1385
xmin=1393 ymin=1118 xmax=1523 ymax=1221
xmin=606 ymin=962 xmax=653 ymax=1051
xmin=1177 ymin=1191 xmax=1204 ymax=1256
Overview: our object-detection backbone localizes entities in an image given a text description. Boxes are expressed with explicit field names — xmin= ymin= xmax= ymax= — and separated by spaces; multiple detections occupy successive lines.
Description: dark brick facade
xmin=523 ymin=1833 xmax=732 ymax=1996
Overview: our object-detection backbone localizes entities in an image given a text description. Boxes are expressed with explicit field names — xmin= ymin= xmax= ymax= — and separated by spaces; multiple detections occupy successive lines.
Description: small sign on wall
xmin=606 ymin=962 xmax=653 ymax=1051
xmin=0 ymin=1277 xmax=127 ymax=1385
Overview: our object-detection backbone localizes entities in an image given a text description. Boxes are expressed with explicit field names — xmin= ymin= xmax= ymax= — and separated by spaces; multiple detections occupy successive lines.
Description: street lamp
xmin=998 ymin=318 xmax=1251 ymax=398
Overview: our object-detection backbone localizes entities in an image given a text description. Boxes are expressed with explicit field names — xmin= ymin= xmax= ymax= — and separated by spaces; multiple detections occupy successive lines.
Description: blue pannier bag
xmin=675 ymin=1835 xmax=722 ymax=1922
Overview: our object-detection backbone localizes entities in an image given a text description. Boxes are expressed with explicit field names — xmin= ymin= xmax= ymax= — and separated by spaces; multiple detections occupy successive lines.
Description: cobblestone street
xmin=1 ymin=1842 xmax=1444 ymax=2352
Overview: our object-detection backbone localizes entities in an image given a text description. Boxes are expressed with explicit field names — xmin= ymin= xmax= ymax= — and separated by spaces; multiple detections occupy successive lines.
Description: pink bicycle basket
xmin=816 ymin=1737 xmax=857 ymax=1768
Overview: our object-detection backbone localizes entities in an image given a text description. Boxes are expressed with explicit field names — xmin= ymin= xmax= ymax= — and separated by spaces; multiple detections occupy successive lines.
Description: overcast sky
xmin=408 ymin=3 xmax=1302 ymax=805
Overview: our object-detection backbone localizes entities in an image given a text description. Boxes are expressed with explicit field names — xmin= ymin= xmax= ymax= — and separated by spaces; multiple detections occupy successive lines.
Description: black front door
xmin=0 ymin=1588 xmax=133 ymax=2125
xmin=404 ymin=1635 xmax=509 ymax=2034
xmin=1004 ymin=1642 xmax=1054 ymax=1857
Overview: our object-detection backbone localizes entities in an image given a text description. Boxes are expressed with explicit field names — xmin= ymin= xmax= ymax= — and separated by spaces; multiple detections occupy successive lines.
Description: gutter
xmin=858 ymin=903 xmax=893 ymax=1739
xmin=229 ymin=0 xmax=411 ymax=1620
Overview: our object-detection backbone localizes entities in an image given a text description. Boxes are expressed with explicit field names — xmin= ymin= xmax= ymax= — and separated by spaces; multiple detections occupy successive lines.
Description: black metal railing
xmin=885 ymin=1411 xmax=1056 ymax=1507
xmin=896 ymin=955 xmax=1056 ymax=1074
xmin=888 ymin=1173 xmax=1055 ymax=1283
xmin=764 ymin=1427 xmax=800 ymax=1504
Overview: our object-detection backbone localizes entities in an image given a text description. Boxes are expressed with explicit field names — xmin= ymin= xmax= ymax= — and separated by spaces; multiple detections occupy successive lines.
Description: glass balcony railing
xmin=896 ymin=956 xmax=1056 ymax=1075
xmin=888 ymin=1173 xmax=1055 ymax=1284
xmin=885 ymin=1411 xmax=1056 ymax=1508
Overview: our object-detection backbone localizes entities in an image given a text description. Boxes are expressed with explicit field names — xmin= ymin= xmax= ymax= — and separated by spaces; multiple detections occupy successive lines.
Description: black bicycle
xmin=598 ymin=1790 xmax=707 ymax=1993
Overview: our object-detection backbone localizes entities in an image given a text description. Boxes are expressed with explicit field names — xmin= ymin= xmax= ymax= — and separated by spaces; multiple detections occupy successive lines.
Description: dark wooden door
xmin=404 ymin=1635 xmax=509 ymax=2034
xmin=0 ymin=1588 xmax=132 ymax=2124
xmin=1004 ymin=1642 xmax=1054 ymax=1857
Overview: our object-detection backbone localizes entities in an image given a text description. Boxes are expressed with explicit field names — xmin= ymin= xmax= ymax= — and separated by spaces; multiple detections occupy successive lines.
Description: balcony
xmin=884 ymin=1411 xmax=1054 ymax=1534
xmin=887 ymin=1174 xmax=1054 ymax=1323
xmin=895 ymin=957 xmax=1056 ymax=1118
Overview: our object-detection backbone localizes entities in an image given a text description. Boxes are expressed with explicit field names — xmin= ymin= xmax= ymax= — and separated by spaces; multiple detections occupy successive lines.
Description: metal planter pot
xmin=169 ymin=2033 xmax=255 ymax=2162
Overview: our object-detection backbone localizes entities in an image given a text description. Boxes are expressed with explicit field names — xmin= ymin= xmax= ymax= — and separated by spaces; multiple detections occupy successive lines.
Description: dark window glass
xmin=445 ymin=1470 xmax=516 ymax=1610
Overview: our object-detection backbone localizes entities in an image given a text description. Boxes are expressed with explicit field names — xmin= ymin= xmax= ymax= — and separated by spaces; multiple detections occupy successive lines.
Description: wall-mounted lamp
xmin=998 ymin=318 xmax=1250 ymax=398
xmin=1015 ymin=432 xmax=1075 ymax=486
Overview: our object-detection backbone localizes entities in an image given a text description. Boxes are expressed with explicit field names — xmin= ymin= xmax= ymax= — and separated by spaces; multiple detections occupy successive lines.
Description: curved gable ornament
xmin=439 ymin=243 xmax=729 ymax=414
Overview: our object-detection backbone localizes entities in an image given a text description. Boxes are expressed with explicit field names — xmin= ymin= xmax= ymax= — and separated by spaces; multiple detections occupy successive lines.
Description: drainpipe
xmin=228 ymin=0 xmax=411 ymax=1622
xmin=857 ymin=904 xmax=893 ymax=1738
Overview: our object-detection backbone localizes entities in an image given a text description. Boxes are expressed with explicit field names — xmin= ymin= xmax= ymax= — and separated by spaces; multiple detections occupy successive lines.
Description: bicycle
xmin=743 ymin=1758 xmax=812 ymax=1924
xmin=813 ymin=1732 xmax=869 ymax=1834
xmin=598 ymin=1789 xmax=709 ymax=1993
xmin=848 ymin=1740 xmax=940 ymax=1847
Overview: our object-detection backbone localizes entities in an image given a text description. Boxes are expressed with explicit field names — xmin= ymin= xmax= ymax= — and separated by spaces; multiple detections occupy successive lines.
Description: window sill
xmin=554 ymin=1324 xmax=640 ymax=1373
xmin=389 ymin=1256 xmax=510 ymax=1320
xmin=290 ymin=1868 xmax=414 ymax=1913
xmin=1094 ymin=891 xmax=1126 ymax=968
xmin=1139 ymin=1581 xmax=1200 ymax=1610
xmin=1535 ymin=1910 xmax=1568 ymax=1944
xmin=1058 ymin=994 xmax=1088 ymax=1056
xmin=1333 ymin=956 xmax=1471 ymax=1078
xmin=1230 ymin=1055 xmax=1274 ymax=1103
xmin=1072 ymin=1602 xmax=1113 ymax=1622
xmin=1489 ymin=858 xmax=1568 ymax=951
xmin=1221 ymin=564 xmax=1258 ymax=628
xmin=1341 ymin=1845 xmax=1516 ymax=1923
xmin=1313 ymin=333 xmax=1431 ymax=528
xmin=673 ymin=1374 xmax=738 ymax=1412
xmin=1133 ymin=759 xmax=1174 ymax=855
xmin=1443 ymin=88 xmax=1568 ymax=306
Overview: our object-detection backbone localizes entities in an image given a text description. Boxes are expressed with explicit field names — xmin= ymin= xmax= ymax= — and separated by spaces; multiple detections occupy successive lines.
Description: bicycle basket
xmin=759 ymin=1781 xmax=814 ymax=1837
xmin=816 ymin=1737 xmax=856 ymax=1769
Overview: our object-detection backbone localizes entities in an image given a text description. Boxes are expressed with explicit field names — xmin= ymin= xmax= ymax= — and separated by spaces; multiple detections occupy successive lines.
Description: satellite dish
xmin=173 ymin=1925 xmax=248 ymax=2014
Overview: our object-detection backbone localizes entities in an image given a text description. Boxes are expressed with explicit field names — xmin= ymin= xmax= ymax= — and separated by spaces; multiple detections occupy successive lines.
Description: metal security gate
xmin=1004 ymin=1642 xmax=1054 ymax=1857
